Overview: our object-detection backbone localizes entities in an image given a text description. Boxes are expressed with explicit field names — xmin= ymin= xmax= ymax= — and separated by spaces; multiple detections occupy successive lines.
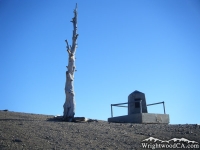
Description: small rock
xmin=13 ymin=139 xmax=22 ymax=142
xmin=148 ymin=133 xmax=152 ymax=136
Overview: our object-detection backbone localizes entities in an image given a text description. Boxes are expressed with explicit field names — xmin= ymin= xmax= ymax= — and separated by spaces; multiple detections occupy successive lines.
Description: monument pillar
xmin=128 ymin=90 xmax=148 ymax=115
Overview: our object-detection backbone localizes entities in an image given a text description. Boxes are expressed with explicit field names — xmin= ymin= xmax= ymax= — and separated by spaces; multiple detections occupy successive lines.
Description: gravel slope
xmin=0 ymin=111 xmax=199 ymax=150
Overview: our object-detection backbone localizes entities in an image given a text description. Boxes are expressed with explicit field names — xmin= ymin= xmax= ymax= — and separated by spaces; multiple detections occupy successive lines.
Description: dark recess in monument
xmin=135 ymin=98 xmax=141 ymax=108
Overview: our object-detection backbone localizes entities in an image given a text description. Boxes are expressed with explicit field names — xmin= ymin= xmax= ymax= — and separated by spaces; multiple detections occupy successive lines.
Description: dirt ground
xmin=0 ymin=110 xmax=199 ymax=150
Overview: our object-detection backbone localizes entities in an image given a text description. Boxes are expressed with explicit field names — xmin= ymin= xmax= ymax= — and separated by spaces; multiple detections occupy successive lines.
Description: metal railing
xmin=110 ymin=101 xmax=166 ymax=118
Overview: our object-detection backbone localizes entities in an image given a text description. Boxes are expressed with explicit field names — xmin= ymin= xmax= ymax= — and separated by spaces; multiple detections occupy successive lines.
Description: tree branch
xmin=65 ymin=40 xmax=70 ymax=50
xmin=70 ymin=17 xmax=75 ymax=23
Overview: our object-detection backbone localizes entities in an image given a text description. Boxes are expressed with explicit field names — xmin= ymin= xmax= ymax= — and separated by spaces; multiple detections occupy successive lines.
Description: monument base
xmin=108 ymin=113 xmax=169 ymax=124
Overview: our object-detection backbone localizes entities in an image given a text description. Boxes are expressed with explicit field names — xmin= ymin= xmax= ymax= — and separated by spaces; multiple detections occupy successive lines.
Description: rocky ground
xmin=0 ymin=110 xmax=199 ymax=150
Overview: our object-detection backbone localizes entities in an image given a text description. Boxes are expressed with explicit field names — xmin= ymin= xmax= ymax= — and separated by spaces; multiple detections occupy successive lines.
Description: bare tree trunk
xmin=63 ymin=4 xmax=78 ymax=121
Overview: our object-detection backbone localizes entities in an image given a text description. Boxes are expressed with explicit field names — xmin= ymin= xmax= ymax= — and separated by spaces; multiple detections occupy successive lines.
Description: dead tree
xmin=63 ymin=4 xmax=78 ymax=121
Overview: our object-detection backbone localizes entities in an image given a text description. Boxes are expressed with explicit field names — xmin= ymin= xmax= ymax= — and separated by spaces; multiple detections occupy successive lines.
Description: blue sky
xmin=0 ymin=0 xmax=200 ymax=124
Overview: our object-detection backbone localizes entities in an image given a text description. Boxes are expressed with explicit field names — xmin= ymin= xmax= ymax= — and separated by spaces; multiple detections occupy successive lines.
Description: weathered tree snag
xmin=63 ymin=4 xmax=78 ymax=121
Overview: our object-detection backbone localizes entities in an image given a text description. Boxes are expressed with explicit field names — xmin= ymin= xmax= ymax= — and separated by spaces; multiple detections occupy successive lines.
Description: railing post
xmin=163 ymin=101 xmax=166 ymax=114
xmin=111 ymin=104 xmax=113 ymax=117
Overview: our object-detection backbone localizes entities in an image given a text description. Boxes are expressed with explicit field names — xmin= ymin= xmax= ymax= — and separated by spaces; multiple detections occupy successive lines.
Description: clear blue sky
xmin=1 ymin=0 xmax=200 ymax=124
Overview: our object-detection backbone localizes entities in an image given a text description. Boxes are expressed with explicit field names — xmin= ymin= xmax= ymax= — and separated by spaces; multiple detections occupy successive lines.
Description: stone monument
xmin=128 ymin=90 xmax=148 ymax=114
xmin=108 ymin=90 xmax=170 ymax=124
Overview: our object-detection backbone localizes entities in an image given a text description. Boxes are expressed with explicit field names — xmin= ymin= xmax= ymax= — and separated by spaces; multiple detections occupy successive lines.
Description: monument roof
xmin=129 ymin=90 xmax=145 ymax=95
xmin=133 ymin=90 xmax=144 ymax=93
